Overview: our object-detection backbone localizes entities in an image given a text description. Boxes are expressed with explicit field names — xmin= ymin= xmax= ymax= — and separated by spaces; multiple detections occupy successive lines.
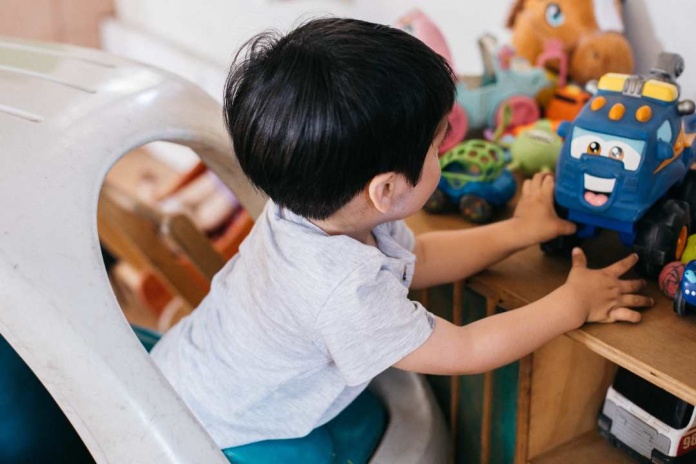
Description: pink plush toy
xmin=394 ymin=9 xmax=467 ymax=154
xmin=394 ymin=8 xmax=454 ymax=67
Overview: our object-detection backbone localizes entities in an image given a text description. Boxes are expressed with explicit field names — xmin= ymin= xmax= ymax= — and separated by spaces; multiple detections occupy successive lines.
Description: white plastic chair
xmin=0 ymin=37 xmax=449 ymax=463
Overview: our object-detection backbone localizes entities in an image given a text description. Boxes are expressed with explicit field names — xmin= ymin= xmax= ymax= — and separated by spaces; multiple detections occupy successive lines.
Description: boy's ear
xmin=367 ymin=172 xmax=398 ymax=213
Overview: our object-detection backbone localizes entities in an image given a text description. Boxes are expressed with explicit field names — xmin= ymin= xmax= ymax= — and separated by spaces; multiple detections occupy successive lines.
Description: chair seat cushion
xmin=222 ymin=388 xmax=387 ymax=464
xmin=133 ymin=325 xmax=389 ymax=463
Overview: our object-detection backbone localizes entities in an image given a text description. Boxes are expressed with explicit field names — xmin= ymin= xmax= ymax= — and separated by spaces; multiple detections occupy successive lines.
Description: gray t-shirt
xmin=151 ymin=201 xmax=435 ymax=448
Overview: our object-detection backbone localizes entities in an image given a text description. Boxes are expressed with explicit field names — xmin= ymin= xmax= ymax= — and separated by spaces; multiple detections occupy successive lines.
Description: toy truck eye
xmin=571 ymin=134 xmax=605 ymax=159
xmin=609 ymin=146 xmax=624 ymax=160
xmin=606 ymin=141 xmax=643 ymax=171
xmin=587 ymin=141 xmax=601 ymax=154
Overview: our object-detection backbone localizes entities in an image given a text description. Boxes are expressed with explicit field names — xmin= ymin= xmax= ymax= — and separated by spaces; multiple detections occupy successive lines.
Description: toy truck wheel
xmin=540 ymin=234 xmax=580 ymax=256
xmin=540 ymin=204 xmax=579 ymax=256
xmin=676 ymin=169 xmax=696 ymax=226
xmin=459 ymin=195 xmax=492 ymax=223
xmin=634 ymin=199 xmax=690 ymax=277
xmin=674 ymin=290 xmax=690 ymax=317
xmin=423 ymin=189 xmax=453 ymax=214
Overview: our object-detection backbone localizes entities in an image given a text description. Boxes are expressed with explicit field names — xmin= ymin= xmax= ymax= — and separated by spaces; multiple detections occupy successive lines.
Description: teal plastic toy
xmin=455 ymin=34 xmax=548 ymax=136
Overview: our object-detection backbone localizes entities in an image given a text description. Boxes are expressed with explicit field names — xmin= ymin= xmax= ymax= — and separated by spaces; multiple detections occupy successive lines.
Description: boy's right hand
xmin=565 ymin=248 xmax=652 ymax=324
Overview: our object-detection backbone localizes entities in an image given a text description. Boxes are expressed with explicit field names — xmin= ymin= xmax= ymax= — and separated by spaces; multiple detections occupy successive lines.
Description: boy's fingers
xmin=522 ymin=179 xmax=531 ymax=196
xmin=557 ymin=219 xmax=577 ymax=235
xmin=571 ymin=247 xmax=587 ymax=268
xmin=619 ymin=279 xmax=647 ymax=294
xmin=606 ymin=253 xmax=639 ymax=276
xmin=531 ymin=172 xmax=544 ymax=190
xmin=620 ymin=294 xmax=654 ymax=308
xmin=605 ymin=307 xmax=642 ymax=323
xmin=541 ymin=173 xmax=554 ymax=193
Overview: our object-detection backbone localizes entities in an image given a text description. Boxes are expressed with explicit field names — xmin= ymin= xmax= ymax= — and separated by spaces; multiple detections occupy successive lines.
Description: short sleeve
xmin=315 ymin=263 xmax=434 ymax=386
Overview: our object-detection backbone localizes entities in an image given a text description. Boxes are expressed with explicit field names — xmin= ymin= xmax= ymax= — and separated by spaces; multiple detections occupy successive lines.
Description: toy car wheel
xmin=674 ymin=289 xmax=690 ymax=317
xmin=423 ymin=189 xmax=453 ymax=214
xmin=459 ymin=195 xmax=492 ymax=223
xmin=676 ymin=169 xmax=696 ymax=226
xmin=634 ymin=198 xmax=690 ymax=277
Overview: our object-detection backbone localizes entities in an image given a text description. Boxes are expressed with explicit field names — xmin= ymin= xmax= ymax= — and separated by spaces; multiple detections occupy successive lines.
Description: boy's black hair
xmin=224 ymin=17 xmax=456 ymax=220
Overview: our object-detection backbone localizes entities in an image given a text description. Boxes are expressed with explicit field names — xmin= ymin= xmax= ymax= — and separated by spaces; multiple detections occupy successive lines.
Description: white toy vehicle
xmin=599 ymin=367 xmax=696 ymax=463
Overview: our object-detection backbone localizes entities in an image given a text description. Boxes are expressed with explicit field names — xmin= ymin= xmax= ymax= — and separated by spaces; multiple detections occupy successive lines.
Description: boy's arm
xmin=395 ymin=288 xmax=582 ymax=375
xmin=410 ymin=173 xmax=575 ymax=290
xmin=396 ymin=250 xmax=650 ymax=375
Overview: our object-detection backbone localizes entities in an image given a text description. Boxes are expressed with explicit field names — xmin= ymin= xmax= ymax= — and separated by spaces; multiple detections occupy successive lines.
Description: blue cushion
xmin=222 ymin=389 xmax=387 ymax=464
xmin=135 ymin=325 xmax=389 ymax=463
xmin=0 ymin=325 xmax=388 ymax=464
xmin=0 ymin=335 xmax=93 ymax=463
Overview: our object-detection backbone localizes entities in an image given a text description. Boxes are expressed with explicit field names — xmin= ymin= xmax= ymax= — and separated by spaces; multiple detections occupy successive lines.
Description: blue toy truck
xmin=424 ymin=139 xmax=516 ymax=223
xmin=543 ymin=52 xmax=696 ymax=276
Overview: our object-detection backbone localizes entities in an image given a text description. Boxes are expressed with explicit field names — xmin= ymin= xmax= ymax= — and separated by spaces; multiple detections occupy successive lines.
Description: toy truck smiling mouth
xmin=545 ymin=53 xmax=696 ymax=276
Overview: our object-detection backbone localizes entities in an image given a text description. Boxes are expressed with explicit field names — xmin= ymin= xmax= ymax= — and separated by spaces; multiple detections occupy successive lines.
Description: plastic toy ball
xmin=660 ymin=261 xmax=685 ymax=299
xmin=675 ymin=260 xmax=696 ymax=316
xmin=424 ymin=140 xmax=516 ymax=223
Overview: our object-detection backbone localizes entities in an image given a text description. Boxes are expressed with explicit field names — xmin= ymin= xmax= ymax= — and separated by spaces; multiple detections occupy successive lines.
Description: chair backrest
xmin=0 ymin=37 xmax=266 ymax=463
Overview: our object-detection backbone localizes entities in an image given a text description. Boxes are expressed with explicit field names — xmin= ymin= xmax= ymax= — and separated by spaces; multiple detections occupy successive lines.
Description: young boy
xmin=151 ymin=17 xmax=651 ymax=450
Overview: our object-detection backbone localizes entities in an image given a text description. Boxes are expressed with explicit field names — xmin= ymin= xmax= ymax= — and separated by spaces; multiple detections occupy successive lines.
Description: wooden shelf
xmin=406 ymin=209 xmax=696 ymax=406
xmin=530 ymin=430 xmax=636 ymax=464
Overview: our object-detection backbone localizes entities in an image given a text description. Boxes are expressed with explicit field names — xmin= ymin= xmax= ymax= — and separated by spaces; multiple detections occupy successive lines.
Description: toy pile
xmin=395 ymin=1 xmax=635 ymax=223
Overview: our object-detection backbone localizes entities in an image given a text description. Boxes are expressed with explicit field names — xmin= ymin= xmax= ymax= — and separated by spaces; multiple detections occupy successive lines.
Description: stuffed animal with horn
xmin=506 ymin=0 xmax=634 ymax=85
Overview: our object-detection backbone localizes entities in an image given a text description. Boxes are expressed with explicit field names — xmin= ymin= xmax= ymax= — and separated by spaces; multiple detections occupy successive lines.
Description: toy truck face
xmin=554 ymin=73 xmax=692 ymax=229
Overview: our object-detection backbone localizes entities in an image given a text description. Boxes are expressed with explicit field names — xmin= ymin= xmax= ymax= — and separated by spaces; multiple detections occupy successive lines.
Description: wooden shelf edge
xmin=565 ymin=329 xmax=696 ymax=406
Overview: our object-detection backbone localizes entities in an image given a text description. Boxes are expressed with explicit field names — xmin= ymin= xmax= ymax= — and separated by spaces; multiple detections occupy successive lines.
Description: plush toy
xmin=506 ymin=0 xmax=634 ymax=85
xmin=394 ymin=9 xmax=468 ymax=154
xmin=394 ymin=8 xmax=454 ymax=67
xmin=507 ymin=119 xmax=563 ymax=176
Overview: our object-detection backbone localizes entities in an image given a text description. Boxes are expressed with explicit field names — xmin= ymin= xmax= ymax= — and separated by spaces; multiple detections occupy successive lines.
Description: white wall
xmin=112 ymin=0 xmax=512 ymax=77
xmin=110 ymin=0 xmax=696 ymax=99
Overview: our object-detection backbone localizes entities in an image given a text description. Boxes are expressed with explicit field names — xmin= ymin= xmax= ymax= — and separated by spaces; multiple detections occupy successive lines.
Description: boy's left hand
xmin=512 ymin=172 xmax=576 ymax=245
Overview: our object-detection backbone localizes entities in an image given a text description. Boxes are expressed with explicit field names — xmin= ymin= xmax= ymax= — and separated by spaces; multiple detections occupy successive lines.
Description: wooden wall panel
xmin=527 ymin=336 xmax=617 ymax=460
xmin=0 ymin=0 xmax=114 ymax=47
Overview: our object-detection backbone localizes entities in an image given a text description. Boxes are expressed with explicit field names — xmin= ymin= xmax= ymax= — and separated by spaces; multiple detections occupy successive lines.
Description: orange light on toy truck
xmin=635 ymin=105 xmax=652 ymax=122
xmin=590 ymin=96 xmax=606 ymax=111
xmin=608 ymin=103 xmax=625 ymax=121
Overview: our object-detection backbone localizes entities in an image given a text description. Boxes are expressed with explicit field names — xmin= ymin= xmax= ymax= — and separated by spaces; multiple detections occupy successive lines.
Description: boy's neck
xmin=310 ymin=196 xmax=382 ymax=246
